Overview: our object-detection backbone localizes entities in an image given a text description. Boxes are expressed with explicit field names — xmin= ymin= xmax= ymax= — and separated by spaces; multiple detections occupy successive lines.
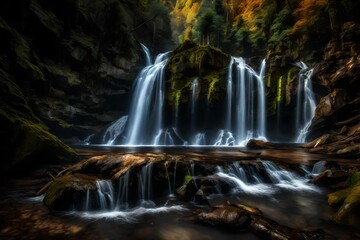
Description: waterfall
xmin=192 ymin=133 xmax=206 ymax=145
xmin=140 ymin=43 xmax=152 ymax=65
xmin=227 ymin=57 xmax=267 ymax=145
xmin=295 ymin=62 xmax=316 ymax=143
xmin=116 ymin=170 xmax=130 ymax=209
xmin=125 ymin=52 xmax=170 ymax=145
xmin=96 ymin=180 xmax=115 ymax=210
xmin=103 ymin=116 xmax=128 ymax=145
xmin=138 ymin=162 xmax=155 ymax=207
xmin=190 ymin=78 xmax=198 ymax=135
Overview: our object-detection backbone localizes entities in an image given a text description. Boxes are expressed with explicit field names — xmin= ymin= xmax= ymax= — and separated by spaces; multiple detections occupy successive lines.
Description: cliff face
xmin=305 ymin=22 xmax=360 ymax=155
xmin=0 ymin=0 xmax=173 ymax=171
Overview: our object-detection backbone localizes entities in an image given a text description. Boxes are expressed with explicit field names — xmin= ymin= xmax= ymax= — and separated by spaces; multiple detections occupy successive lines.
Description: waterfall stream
xmin=99 ymin=45 xmax=317 ymax=146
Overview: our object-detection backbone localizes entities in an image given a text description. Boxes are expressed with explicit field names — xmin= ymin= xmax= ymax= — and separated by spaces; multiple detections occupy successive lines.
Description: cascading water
xmin=215 ymin=161 xmax=318 ymax=194
xmin=140 ymin=43 xmax=152 ymax=66
xmin=99 ymin=44 xmax=318 ymax=146
xmin=125 ymin=52 xmax=170 ymax=145
xmin=226 ymin=57 xmax=267 ymax=145
xmin=116 ymin=170 xmax=130 ymax=209
xmin=190 ymin=78 xmax=198 ymax=135
xmin=103 ymin=116 xmax=128 ymax=145
xmin=138 ymin=162 xmax=155 ymax=206
xmin=295 ymin=62 xmax=316 ymax=143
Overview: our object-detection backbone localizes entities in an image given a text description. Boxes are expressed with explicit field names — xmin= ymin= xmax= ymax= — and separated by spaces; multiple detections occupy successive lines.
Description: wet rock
xmin=44 ymin=174 xmax=98 ymax=210
xmin=193 ymin=202 xmax=324 ymax=240
xmin=311 ymin=169 xmax=349 ymax=186
xmin=328 ymin=171 xmax=360 ymax=228
xmin=246 ymin=139 xmax=274 ymax=149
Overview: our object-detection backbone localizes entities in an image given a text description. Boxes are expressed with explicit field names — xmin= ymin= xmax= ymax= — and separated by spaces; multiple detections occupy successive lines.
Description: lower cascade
xmin=99 ymin=45 xmax=317 ymax=146
xmin=76 ymin=159 xmax=320 ymax=220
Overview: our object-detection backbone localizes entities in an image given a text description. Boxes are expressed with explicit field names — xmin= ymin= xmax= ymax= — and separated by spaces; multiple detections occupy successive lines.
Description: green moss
xmin=328 ymin=188 xmax=351 ymax=207
xmin=345 ymin=171 xmax=360 ymax=187
xmin=276 ymin=76 xmax=283 ymax=103
xmin=328 ymin=171 xmax=360 ymax=228
xmin=44 ymin=174 xmax=98 ymax=210
xmin=206 ymin=75 xmax=219 ymax=101
xmin=266 ymin=75 xmax=271 ymax=88
xmin=0 ymin=68 xmax=77 ymax=172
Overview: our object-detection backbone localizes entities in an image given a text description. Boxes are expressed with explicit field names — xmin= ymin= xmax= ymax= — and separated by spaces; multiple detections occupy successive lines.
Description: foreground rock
xmin=193 ymin=202 xmax=324 ymax=240
xmin=328 ymin=171 xmax=360 ymax=229
xmin=44 ymin=174 xmax=98 ymax=210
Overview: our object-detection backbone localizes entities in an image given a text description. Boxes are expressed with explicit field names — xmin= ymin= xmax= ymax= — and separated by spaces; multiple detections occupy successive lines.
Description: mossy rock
xmin=327 ymin=171 xmax=360 ymax=229
xmin=166 ymin=42 xmax=230 ymax=106
xmin=0 ymin=68 xmax=77 ymax=173
xmin=44 ymin=173 xmax=98 ymax=210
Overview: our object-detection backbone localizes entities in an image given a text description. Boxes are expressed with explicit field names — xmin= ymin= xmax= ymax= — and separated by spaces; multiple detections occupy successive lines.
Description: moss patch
xmin=166 ymin=41 xmax=230 ymax=107
xmin=327 ymin=171 xmax=360 ymax=229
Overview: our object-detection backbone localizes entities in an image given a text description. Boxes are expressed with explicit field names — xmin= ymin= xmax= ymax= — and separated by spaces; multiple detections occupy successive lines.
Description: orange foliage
xmin=292 ymin=0 xmax=327 ymax=33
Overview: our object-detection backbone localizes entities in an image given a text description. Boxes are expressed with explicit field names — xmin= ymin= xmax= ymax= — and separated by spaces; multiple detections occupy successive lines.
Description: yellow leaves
xmin=292 ymin=0 xmax=327 ymax=33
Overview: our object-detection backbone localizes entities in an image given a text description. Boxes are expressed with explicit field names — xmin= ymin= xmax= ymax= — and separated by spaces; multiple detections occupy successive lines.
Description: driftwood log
xmin=193 ymin=202 xmax=325 ymax=240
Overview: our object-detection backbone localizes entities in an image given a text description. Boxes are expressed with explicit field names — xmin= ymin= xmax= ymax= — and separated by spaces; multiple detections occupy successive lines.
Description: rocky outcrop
xmin=0 ymin=0 xmax=174 ymax=171
xmin=164 ymin=41 xmax=230 ymax=134
xmin=0 ymin=0 xmax=173 ymax=146
xmin=0 ymin=66 xmax=76 ymax=173
xmin=306 ymin=22 xmax=360 ymax=156
xmin=43 ymin=173 xmax=98 ymax=210
xmin=328 ymin=170 xmax=360 ymax=228
xmin=193 ymin=202 xmax=324 ymax=240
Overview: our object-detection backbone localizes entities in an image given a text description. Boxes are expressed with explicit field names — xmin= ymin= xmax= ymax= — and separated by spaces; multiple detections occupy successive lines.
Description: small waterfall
xmin=190 ymin=78 xmax=198 ymax=134
xmin=227 ymin=57 xmax=267 ymax=145
xmin=103 ymin=116 xmax=128 ymax=144
xmin=140 ymin=43 xmax=152 ymax=65
xmin=213 ymin=130 xmax=235 ymax=146
xmin=192 ymin=133 xmax=206 ymax=145
xmin=96 ymin=180 xmax=115 ymax=210
xmin=125 ymin=52 xmax=170 ymax=145
xmin=215 ymin=161 xmax=318 ymax=194
xmin=295 ymin=62 xmax=316 ymax=143
xmin=138 ymin=162 xmax=155 ymax=206
xmin=116 ymin=170 xmax=130 ymax=209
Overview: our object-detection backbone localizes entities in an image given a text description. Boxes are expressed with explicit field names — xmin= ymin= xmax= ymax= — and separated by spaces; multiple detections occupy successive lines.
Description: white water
xmin=295 ymin=62 xmax=316 ymax=143
xmin=215 ymin=161 xmax=319 ymax=195
xmin=140 ymin=43 xmax=152 ymax=65
xmin=116 ymin=170 xmax=130 ymax=209
xmin=227 ymin=57 xmax=267 ymax=145
xmin=103 ymin=116 xmax=128 ymax=145
xmin=99 ymin=45 xmax=318 ymax=146
xmin=190 ymin=78 xmax=198 ymax=134
xmin=77 ymin=205 xmax=187 ymax=221
xmin=125 ymin=52 xmax=170 ymax=145
xmin=192 ymin=133 xmax=206 ymax=145
xmin=138 ymin=162 xmax=154 ymax=206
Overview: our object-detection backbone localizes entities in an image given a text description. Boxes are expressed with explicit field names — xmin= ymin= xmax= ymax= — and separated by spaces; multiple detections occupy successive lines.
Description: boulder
xmin=328 ymin=171 xmax=360 ymax=228
xmin=310 ymin=169 xmax=349 ymax=186
xmin=43 ymin=174 xmax=98 ymax=210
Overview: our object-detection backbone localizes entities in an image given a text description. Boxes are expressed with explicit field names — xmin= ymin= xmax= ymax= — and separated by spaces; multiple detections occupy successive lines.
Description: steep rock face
xmin=0 ymin=67 xmax=77 ymax=173
xmin=306 ymin=22 xmax=360 ymax=155
xmin=0 ymin=0 xmax=167 ymax=144
xmin=0 ymin=0 xmax=174 ymax=170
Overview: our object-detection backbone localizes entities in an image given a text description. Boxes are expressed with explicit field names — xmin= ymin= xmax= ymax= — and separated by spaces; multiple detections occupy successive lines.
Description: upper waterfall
xmin=226 ymin=57 xmax=267 ymax=145
xmin=125 ymin=52 xmax=171 ymax=145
